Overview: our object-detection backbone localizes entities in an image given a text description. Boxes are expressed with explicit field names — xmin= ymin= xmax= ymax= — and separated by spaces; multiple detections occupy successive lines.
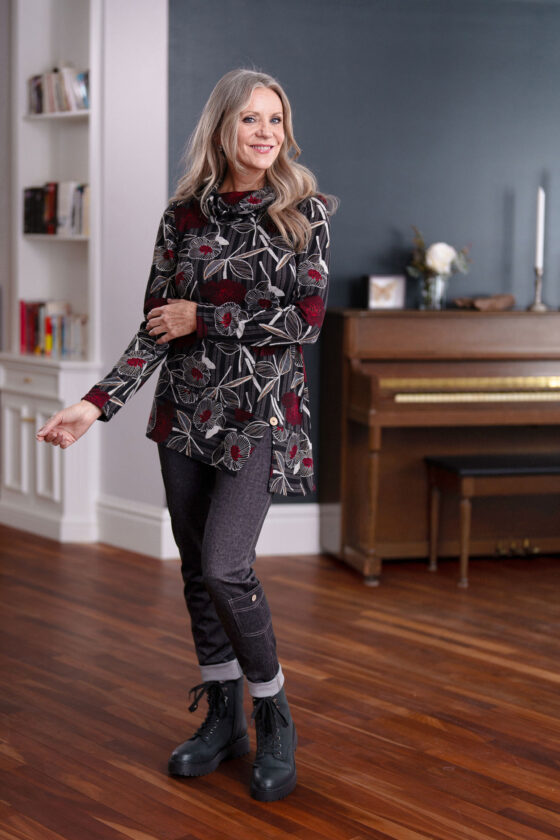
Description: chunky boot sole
xmin=250 ymin=728 xmax=298 ymax=802
xmin=168 ymin=733 xmax=250 ymax=778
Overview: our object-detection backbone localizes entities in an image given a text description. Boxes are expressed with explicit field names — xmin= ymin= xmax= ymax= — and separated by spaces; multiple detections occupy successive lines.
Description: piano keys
xmin=319 ymin=309 xmax=560 ymax=584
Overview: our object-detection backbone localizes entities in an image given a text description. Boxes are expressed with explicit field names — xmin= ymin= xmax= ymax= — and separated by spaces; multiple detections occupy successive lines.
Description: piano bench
xmin=424 ymin=453 xmax=560 ymax=588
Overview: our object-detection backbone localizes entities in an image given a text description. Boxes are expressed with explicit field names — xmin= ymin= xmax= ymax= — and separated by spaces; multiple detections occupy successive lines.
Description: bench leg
xmin=458 ymin=496 xmax=471 ymax=588
xmin=428 ymin=485 xmax=440 ymax=572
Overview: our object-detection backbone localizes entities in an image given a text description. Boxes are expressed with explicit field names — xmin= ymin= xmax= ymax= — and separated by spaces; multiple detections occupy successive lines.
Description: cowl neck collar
xmin=204 ymin=183 xmax=275 ymax=223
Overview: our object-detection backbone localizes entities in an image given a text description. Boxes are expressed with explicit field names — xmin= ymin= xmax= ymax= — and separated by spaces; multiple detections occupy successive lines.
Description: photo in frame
xmin=368 ymin=274 xmax=406 ymax=309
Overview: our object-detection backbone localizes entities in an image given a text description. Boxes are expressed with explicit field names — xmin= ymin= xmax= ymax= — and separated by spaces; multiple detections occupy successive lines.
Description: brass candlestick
xmin=527 ymin=267 xmax=549 ymax=312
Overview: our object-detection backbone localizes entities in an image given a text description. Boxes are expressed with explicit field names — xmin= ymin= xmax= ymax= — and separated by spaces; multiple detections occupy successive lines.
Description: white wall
xmin=98 ymin=0 xmax=169 ymax=508
xmin=0 ymin=0 xmax=11 ymax=352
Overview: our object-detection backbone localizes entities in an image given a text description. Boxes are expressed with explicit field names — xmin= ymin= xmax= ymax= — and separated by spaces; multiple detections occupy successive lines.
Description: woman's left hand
xmin=147 ymin=299 xmax=197 ymax=344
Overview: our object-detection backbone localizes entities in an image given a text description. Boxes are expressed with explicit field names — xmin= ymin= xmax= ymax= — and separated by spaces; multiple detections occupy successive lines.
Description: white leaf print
xmin=254 ymin=362 xmax=277 ymax=378
xmin=269 ymin=285 xmax=285 ymax=297
xmin=220 ymin=387 xmax=241 ymax=407
xmin=275 ymin=251 xmax=293 ymax=271
xmin=261 ymin=324 xmax=291 ymax=340
xmin=243 ymin=420 xmax=269 ymax=437
xmin=211 ymin=442 xmax=225 ymax=466
xmin=285 ymin=309 xmax=302 ymax=340
xmin=215 ymin=235 xmax=230 ymax=245
xmin=203 ymin=259 xmax=226 ymax=280
xmin=229 ymin=258 xmax=253 ymax=281
xmin=201 ymin=354 xmax=216 ymax=370
xmin=215 ymin=342 xmax=240 ymax=355
xmin=279 ymin=348 xmax=292 ymax=375
xmin=227 ymin=374 xmax=253 ymax=388
xmin=205 ymin=424 xmax=222 ymax=438
xmin=256 ymin=378 xmax=277 ymax=402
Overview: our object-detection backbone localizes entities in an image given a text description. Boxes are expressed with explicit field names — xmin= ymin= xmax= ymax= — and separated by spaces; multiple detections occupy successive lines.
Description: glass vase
xmin=420 ymin=275 xmax=447 ymax=310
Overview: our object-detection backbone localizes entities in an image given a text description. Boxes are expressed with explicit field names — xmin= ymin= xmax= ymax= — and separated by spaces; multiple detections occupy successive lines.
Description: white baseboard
xmin=97 ymin=494 xmax=174 ymax=558
xmin=0 ymin=501 xmax=98 ymax=542
xmin=96 ymin=495 xmax=341 ymax=559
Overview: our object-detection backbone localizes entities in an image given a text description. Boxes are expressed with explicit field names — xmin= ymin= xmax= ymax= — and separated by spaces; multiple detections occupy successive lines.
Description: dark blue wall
xmin=168 ymin=0 xmax=560 ymax=502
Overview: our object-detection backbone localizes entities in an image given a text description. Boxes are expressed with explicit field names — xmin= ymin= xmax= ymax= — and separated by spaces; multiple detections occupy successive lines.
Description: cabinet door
xmin=1 ymin=393 xmax=62 ymax=508
xmin=1 ymin=394 xmax=32 ymax=495
xmin=34 ymin=399 xmax=62 ymax=504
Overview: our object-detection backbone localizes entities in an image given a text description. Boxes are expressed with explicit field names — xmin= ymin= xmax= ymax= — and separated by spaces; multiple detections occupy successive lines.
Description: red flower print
xmin=258 ymin=298 xmax=272 ymax=309
xmin=282 ymin=391 xmax=302 ymax=426
xmin=297 ymin=257 xmax=327 ymax=289
xmin=187 ymin=236 xmax=222 ymax=261
xmin=234 ymin=407 xmax=253 ymax=422
xmin=175 ymin=201 xmax=208 ymax=232
xmin=248 ymin=196 xmax=262 ymax=205
xmin=183 ymin=351 xmax=213 ymax=387
xmin=148 ymin=401 xmax=174 ymax=443
xmin=117 ymin=350 xmax=152 ymax=378
xmin=200 ymin=277 xmax=246 ymax=305
xmin=296 ymin=294 xmax=325 ymax=327
xmin=214 ymin=302 xmax=247 ymax=337
xmin=193 ymin=397 xmax=223 ymax=432
xmin=223 ymin=431 xmax=251 ymax=471
xmin=83 ymin=386 xmax=110 ymax=409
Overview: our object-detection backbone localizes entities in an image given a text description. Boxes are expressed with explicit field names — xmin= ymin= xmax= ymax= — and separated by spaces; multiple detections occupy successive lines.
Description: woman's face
xmin=227 ymin=86 xmax=285 ymax=183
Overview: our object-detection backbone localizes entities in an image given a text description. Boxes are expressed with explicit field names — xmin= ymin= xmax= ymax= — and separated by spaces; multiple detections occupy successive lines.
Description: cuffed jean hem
xmin=246 ymin=664 xmax=285 ymax=698
xmin=199 ymin=658 xmax=244 ymax=682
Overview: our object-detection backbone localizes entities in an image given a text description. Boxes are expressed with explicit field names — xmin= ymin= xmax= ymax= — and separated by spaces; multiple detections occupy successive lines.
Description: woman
xmin=37 ymin=68 xmax=337 ymax=802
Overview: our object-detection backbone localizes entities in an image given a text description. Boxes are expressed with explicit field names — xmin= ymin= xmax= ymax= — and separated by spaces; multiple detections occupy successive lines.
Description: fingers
xmin=36 ymin=413 xmax=62 ymax=440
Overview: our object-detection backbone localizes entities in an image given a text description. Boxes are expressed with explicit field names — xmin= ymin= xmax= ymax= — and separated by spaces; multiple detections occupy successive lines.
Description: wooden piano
xmin=318 ymin=309 xmax=560 ymax=583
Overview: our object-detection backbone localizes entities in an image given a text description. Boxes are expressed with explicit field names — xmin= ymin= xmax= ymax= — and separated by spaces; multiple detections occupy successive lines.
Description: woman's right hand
xmin=36 ymin=400 xmax=102 ymax=449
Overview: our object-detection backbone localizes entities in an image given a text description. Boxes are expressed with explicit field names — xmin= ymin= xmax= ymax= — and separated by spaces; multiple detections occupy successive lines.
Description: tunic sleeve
xmin=194 ymin=195 xmax=331 ymax=347
xmin=82 ymin=203 xmax=179 ymax=421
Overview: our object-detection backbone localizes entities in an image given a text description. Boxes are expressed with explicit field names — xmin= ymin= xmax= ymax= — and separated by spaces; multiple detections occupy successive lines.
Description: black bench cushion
xmin=424 ymin=453 xmax=560 ymax=477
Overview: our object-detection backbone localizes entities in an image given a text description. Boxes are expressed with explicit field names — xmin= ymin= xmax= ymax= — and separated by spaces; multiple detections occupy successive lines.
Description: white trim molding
xmin=96 ymin=496 xmax=341 ymax=559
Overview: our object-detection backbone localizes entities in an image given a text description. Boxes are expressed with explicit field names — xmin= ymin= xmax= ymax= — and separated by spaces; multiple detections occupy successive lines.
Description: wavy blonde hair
xmin=171 ymin=68 xmax=338 ymax=252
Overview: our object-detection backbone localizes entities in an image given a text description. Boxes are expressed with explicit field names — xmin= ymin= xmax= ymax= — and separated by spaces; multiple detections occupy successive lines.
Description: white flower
xmin=425 ymin=242 xmax=458 ymax=276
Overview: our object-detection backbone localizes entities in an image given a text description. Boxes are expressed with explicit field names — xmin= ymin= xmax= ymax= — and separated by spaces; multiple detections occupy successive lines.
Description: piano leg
xmin=459 ymin=495 xmax=472 ymax=588
xmin=429 ymin=484 xmax=440 ymax=572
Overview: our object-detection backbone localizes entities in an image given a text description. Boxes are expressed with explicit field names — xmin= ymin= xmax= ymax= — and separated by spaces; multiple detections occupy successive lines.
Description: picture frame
xmin=368 ymin=274 xmax=406 ymax=310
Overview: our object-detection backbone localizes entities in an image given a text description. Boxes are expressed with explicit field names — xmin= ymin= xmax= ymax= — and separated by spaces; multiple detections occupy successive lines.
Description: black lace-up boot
xmin=168 ymin=677 xmax=249 ymax=777
xmin=250 ymin=686 xmax=297 ymax=801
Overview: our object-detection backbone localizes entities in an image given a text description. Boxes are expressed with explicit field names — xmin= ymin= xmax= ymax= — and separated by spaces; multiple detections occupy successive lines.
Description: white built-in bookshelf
xmin=0 ymin=0 xmax=102 ymax=540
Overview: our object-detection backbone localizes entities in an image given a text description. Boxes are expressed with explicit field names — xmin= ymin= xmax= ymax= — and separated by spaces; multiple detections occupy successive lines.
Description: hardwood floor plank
xmin=1 ymin=524 xmax=560 ymax=839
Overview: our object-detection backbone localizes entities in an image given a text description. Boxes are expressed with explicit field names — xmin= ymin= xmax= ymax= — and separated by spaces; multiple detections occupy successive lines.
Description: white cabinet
xmin=0 ymin=354 xmax=100 ymax=540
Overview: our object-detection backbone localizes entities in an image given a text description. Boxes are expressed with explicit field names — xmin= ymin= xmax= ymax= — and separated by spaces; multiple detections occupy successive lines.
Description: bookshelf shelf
xmin=24 ymin=110 xmax=90 ymax=121
xmin=24 ymin=233 xmax=89 ymax=241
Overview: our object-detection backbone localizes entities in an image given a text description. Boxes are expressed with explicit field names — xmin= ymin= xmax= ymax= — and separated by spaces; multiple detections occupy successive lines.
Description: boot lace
xmin=187 ymin=681 xmax=228 ymax=743
xmin=251 ymin=696 xmax=289 ymax=759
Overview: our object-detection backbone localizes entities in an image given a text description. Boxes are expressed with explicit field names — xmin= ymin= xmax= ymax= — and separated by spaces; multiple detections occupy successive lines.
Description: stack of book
xmin=20 ymin=300 xmax=87 ymax=359
xmin=28 ymin=66 xmax=89 ymax=114
xmin=23 ymin=182 xmax=90 ymax=236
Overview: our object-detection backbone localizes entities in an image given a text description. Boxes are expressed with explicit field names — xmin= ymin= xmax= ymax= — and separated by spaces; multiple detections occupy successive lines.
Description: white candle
xmin=535 ymin=186 xmax=546 ymax=271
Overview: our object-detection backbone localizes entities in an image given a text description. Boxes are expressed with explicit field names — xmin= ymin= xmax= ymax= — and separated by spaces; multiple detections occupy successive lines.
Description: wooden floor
xmin=1 ymin=524 xmax=560 ymax=840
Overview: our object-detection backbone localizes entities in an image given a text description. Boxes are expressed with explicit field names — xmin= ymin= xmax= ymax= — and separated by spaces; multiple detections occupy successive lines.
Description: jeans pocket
xmin=228 ymin=582 xmax=272 ymax=638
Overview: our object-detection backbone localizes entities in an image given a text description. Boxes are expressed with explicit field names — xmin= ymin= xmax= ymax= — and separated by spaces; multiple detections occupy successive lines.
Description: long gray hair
xmin=171 ymin=68 xmax=337 ymax=252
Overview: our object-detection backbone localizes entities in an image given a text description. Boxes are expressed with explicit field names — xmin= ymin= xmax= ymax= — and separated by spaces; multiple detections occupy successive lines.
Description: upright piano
xmin=319 ymin=309 xmax=560 ymax=583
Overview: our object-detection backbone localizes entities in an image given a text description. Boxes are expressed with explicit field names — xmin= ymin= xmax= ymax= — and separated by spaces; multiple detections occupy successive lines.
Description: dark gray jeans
xmin=158 ymin=427 xmax=283 ymax=695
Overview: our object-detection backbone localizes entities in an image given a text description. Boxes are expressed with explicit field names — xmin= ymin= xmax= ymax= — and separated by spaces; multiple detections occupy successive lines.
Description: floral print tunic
xmin=82 ymin=184 xmax=331 ymax=496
